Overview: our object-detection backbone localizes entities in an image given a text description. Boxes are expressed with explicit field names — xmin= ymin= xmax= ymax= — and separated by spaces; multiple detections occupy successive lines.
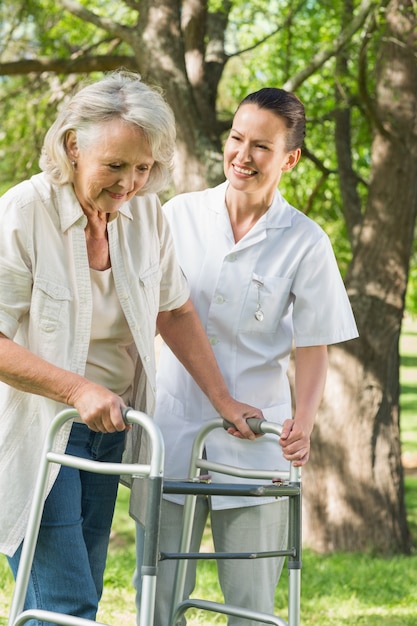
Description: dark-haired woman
xmin=135 ymin=87 xmax=358 ymax=625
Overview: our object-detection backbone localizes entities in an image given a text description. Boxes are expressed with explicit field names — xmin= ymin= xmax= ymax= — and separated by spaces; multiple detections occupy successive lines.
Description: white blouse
xmin=85 ymin=268 xmax=134 ymax=403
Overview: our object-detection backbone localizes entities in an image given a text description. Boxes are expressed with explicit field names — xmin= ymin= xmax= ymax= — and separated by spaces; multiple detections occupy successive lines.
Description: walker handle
xmin=122 ymin=406 xmax=131 ymax=423
xmin=223 ymin=417 xmax=266 ymax=435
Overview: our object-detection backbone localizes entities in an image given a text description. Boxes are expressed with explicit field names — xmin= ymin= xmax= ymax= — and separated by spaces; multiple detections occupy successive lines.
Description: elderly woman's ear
xmin=65 ymin=130 xmax=79 ymax=162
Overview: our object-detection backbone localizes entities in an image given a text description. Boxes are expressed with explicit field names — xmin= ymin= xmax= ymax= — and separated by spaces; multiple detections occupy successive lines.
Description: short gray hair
xmin=39 ymin=70 xmax=176 ymax=194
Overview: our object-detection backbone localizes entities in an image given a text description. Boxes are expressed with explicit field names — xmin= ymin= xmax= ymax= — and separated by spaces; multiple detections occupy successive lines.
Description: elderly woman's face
xmin=68 ymin=118 xmax=155 ymax=215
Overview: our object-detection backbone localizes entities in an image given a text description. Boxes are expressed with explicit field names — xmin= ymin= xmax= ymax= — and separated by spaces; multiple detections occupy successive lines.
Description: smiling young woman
xmin=135 ymin=87 xmax=359 ymax=626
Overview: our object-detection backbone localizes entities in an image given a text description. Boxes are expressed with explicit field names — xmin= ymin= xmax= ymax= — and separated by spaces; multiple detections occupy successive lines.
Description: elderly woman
xmin=0 ymin=71 xmax=262 ymax=623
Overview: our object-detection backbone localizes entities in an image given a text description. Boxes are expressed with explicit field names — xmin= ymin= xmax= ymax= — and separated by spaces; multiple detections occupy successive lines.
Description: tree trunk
xmin=303 ymin=0 xmax=417 ymax=554
xmin=132 ymin=0 xmax=224 ymax=191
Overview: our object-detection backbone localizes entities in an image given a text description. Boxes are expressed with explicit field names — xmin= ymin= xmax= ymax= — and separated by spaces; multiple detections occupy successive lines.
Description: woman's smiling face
xmin=223 ymin=103 xmax=299 ymax=199
xmin=67 ymin=118 xmax=155 ymax=215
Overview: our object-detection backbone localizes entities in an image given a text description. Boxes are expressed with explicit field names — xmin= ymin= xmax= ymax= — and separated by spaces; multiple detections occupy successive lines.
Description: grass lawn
xmin=1 ymin=316 xmax=416 ymax=625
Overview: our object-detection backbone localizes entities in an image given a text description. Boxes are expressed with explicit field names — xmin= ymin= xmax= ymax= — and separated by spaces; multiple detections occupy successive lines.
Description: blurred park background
xmin=0 ymin=0 xmax=416 ymax=623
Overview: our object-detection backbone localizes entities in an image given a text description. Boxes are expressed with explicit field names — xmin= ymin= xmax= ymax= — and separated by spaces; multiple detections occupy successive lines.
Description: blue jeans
xmin=8 ymin=422 xmax=126 ymax=626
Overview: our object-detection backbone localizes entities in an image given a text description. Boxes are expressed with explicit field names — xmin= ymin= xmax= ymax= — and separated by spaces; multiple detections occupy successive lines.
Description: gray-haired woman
xmin=0 ymin=70 xmax=262 ymax=623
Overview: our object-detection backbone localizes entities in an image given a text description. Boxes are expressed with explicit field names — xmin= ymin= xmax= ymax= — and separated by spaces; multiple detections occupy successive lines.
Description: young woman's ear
xmin=282 ymin=148 xmax=301 ymax=172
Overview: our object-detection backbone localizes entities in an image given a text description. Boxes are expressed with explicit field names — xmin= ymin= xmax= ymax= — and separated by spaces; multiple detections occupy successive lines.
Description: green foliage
xmin=400 ymin=317 xmax=417 ymax=456
xmin=0 ymin=0 xmax=133 ymax=192
xmin=0 ymin=0 xmax=415 ymax=310
xmin=405 ymin=233 xmax=417 ymax=314
xmin=0 ymin=74 xmax=78 ymax=191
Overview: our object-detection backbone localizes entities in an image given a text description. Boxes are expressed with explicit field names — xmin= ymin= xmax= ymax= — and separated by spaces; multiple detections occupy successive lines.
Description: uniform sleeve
xmin=291 ymin=233 xmax=358 ymax=347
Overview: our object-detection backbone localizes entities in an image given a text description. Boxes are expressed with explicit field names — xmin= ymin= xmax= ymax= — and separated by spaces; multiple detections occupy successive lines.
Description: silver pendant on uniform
xmin=255 ymin=306 xmax=264 ymax=321
xmin=254 ymin=278 xmax=264 ymax=322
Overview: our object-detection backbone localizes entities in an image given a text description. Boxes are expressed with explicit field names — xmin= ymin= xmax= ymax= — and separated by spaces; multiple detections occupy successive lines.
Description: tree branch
xmin=283 ymin=0 xmax=375 ymax=92
xmin=302 ymin=172 xmax=329 ymax=216
xmin=302 ymin=145 xmax=337 ymax=176
xmin=181 ymin=0 xmax=207 ymax=86
xmin=55 ymin=0 xmax=136 ymax=45
xmin=228 ymin=0 xmax=307 ymax=59
xmin=357 ymin=10 xmax=387 ymax=136
xmin=0 ymin=56 xmax=138 ymax=76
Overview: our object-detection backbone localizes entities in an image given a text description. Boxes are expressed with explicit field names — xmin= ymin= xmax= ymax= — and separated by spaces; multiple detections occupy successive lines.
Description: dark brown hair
xmin=238 ymin=87 xmax=306 ymax=151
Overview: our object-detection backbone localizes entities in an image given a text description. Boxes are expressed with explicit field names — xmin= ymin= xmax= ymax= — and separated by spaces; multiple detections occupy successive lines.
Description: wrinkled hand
xmin=220 ymin=399 xmax=264 ymax=440
xmin=71 ymin=381 xmax=127 ymax=433
xmin=279 ymin=419 xmax=310 ymax=466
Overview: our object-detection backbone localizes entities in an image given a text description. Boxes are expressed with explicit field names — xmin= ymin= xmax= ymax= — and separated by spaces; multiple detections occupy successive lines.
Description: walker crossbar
xmin=171 ymin=598 xmax=288 ymax=626
xmin=164 ymin=480 xmax=300 ymax=497
xmin=8 ymin=407 xmax=164 ymax=626
xmin=160 ymin=548 xmax=296 ymax=560
xmin=12 ymin=609 xmax=110 ymax=626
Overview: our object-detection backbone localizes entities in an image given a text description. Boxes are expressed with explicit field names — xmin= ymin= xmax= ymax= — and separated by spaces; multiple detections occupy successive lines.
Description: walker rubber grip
xmin=222 ymin=417 xmax=266 ymax=435
xmin=122 ymin=406 xmax=132 ymax=423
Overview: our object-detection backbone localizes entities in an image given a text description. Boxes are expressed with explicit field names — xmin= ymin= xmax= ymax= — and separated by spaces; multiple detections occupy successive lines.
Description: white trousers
xmin=135 ymin=497 xmax=289 ymax=626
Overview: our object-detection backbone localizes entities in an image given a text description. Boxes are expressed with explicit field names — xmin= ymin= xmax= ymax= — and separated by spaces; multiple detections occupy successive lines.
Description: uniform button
xmin=227 ymin=253 xmax=237 ymax=262
xmin=215 ymin=295 xmax=225 ymax=304
xmin=144 ymin=355 xmax=151 ymax=362
xmin=209 ymin=337 xmax=219 ymax=345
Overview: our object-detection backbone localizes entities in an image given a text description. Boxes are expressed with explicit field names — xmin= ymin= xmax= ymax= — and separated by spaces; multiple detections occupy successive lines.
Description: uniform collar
xmin=264 ymin=190 xmax=292 ymax=230
xmin=215 ymin=180 xmax=293 ymax=230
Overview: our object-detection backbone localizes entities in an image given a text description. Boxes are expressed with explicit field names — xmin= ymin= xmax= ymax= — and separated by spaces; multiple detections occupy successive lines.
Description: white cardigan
xmin=0 ymin=173 xmax=189 ymax=555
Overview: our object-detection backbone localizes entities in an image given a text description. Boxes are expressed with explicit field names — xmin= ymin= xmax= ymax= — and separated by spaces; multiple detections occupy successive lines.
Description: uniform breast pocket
xmin=31 ymin=278 xmax=73 ymax=333
xmin=238 ymin=273 xmax=292 ymax=334
xmin=139 ymin=263 xmax=162 ymax=316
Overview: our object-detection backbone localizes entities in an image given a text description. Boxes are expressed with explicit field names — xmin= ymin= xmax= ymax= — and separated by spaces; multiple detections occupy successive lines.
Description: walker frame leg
xmin=165 ymin=418 xmax=302 ymax=626
xmin=8 ymin=407 xmax=164 ymax=626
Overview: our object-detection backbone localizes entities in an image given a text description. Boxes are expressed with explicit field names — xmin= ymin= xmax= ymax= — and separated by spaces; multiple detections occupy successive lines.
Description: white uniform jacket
xmin=154 ymin=181 xmax=358 ymax=509
xmin=0 ymin=172 xmax=189 ymax=555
